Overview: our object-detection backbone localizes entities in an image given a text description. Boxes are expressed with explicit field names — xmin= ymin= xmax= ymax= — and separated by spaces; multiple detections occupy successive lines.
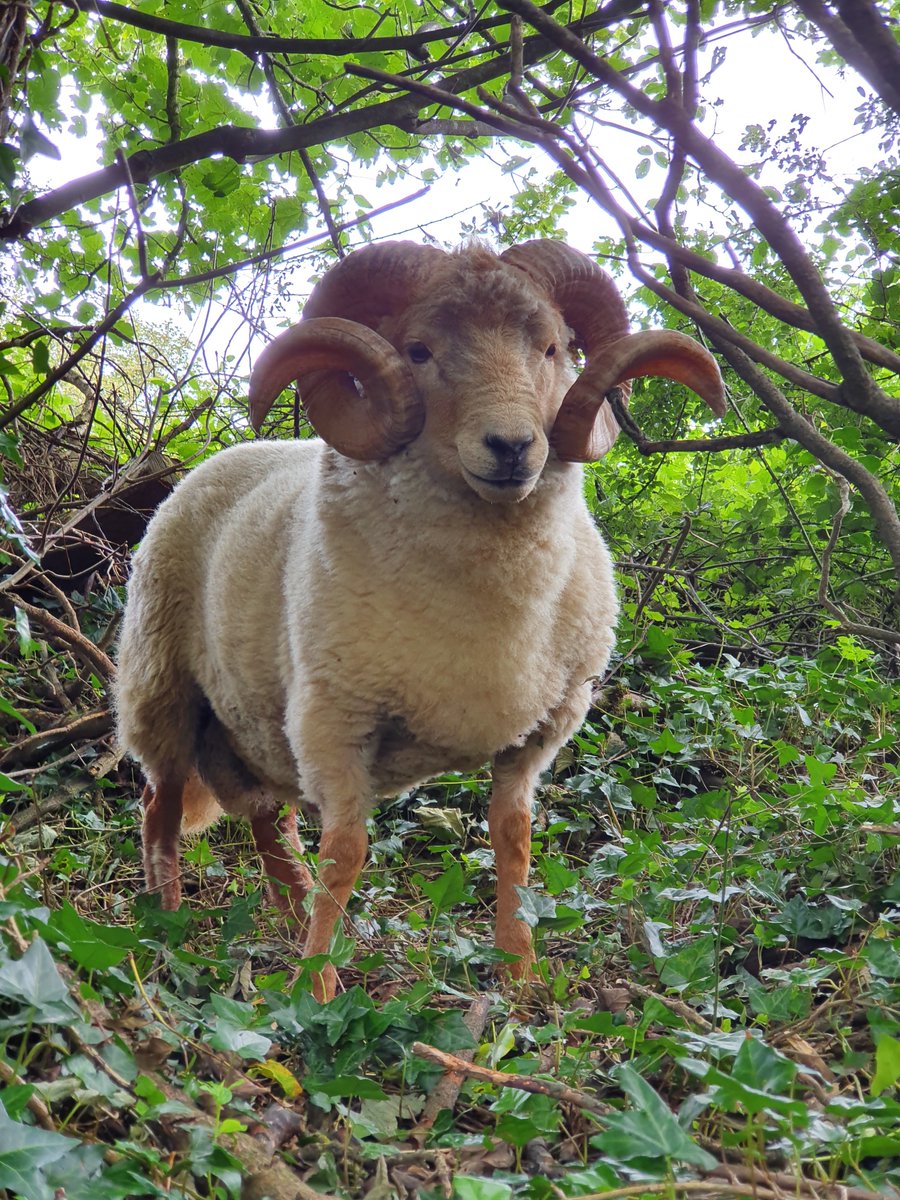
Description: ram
xmin=116 ymin=240 xmax=723 ymax=999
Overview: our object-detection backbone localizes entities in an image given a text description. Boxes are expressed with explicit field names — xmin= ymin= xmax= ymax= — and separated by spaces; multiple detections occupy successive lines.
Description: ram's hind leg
xmin=142 ymin=771 xmax=187 ymax=909
xmin=251 ymin=807 xmax=314 ymax=924
xmin=489 ymin=686 xmax=591 ymax=979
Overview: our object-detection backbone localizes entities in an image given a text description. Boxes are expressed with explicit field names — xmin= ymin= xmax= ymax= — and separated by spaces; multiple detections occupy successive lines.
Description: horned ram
xmin=115 ymin=240 xmax=724 ymax=999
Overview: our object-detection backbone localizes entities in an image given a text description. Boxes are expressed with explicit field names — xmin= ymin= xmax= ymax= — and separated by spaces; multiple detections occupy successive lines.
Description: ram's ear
xmin=552 ymin=330 xmax=724 ymax=463
xmin=249 ymin=317 xmax=424 ymax=460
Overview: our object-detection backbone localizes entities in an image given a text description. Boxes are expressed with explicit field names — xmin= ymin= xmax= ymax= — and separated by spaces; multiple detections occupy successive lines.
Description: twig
xmin=116 ymin=148 xmax=150 ymax=280
xmin=411 ymin=994 xmax=491 ymax=1139
xmin=411 ymin=1041 xmax=611 ymax=1117
xmin=0 ymin=707 xmax=113 ymax=770
xmin=0 ymin=1057 xmax=56 ymax=1130
xmin=710 ymin=1162 xmax=884 ymax=1200
xmin=817 ymin=473 xmax=900 ymax=643
xmin=622 ymin=981 xmax=713 ymax=1032
xmin=566 ymin=1184 xmax=779 ymax=1200
xmin=5 ymin=596 xmax=117 ymax=679
xmin=632 ymin=509 xmax=692 ymax=628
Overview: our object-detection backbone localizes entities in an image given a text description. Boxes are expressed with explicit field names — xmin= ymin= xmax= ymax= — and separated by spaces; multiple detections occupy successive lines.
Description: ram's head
xmin=249 ymin=241 xmax=725 ymax=503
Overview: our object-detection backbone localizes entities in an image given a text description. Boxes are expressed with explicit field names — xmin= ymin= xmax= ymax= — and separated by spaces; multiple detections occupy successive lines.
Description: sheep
xmin=116 ymin=239 xmax=724 ymax=1000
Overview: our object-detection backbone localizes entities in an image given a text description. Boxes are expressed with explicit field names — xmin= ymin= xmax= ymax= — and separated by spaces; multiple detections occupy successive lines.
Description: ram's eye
xmin=545 ymin=343 xmax=557 ymax=358
xmin=408 ymin=342 xmax=432 ymax=363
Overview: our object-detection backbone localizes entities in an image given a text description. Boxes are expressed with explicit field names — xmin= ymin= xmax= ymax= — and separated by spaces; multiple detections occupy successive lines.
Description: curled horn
xmin=249 ymin=242 xmax=445 ymax=461
xmin=500 ymin=241 xmax=725 ymax=462
xmin=249 ymin=318 xmax=422 ymax=460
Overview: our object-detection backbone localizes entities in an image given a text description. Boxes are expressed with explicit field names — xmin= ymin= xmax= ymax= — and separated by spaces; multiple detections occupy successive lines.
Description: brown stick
xmin=5 ymin=596 xmax=117 ymax=680
xmin=710 ymin=1163 xmax=883 ymax=1200
xmin=566 ymin=1185 xmax=778 ymax=1200
xmin=411 ymin=1041 xmax=611 ymax=1117
xmin=0 ymin=1056 xmax=56 ymax=1130
xmin=411 ymin=995 xmax=491 ymax=1139
xmin=622 ymin=981 xmax=713 ymax=1032
xmin=0 ymin=708 xmax=113 ymax=769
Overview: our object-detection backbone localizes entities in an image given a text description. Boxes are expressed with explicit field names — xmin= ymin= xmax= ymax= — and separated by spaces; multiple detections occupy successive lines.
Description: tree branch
xmin=5 ymin=596 xmax=117 ymax=680
xmin=496 ymin=0 xmax=900 ymax=437
xmin=794 ymin=0 xmax=900 ymax=117
xmin=52 ymin=0 xmax=490 ymax=57
xmin=713 ymin=342 xmax=900 ymax=590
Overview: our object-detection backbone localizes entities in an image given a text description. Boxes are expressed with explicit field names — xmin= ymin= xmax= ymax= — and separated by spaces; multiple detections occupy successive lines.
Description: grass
xmin=1 ymin=628 xmax=898 ymax=1199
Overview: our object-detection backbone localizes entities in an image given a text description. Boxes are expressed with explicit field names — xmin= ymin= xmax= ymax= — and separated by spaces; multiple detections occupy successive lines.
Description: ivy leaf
xmin=47 ymin=903 xmax=138 ymax=970
xmin=592 ymin=1064 xmax=717 ymax=1168
xmin=871 ymin=1036 xmax=900 ymax=1096
xmin=453 ymin=1179 xmax=513 ymax=1200
xmin=421 ymin=861 xmax=469 ymax=914
xmin=0 ymin=937 xmax=79 ymax=1028
xmin=0 ymin=1103 xmax=77 ymax=1199
xmin=514 ymin=885 xmax=556 ymax=927
xmin=704 ymin=1036 xmax=804 ymax=1118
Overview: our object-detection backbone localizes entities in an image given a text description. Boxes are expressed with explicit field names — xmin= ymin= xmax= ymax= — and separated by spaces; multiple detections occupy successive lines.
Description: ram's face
xmin=387 ymin=293 xmax=572 ymax=504
xmin=248 ymin=240 xmax=724 ymax=474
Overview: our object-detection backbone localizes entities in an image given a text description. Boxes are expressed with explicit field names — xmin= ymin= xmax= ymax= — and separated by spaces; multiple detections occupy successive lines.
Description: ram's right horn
xmin=249 ymin=317 xmax=423 ymax=461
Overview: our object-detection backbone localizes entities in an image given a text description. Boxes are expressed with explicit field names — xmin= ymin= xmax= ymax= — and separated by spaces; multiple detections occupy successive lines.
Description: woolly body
xmin=116 ymin=437 xmax=617 ymax=825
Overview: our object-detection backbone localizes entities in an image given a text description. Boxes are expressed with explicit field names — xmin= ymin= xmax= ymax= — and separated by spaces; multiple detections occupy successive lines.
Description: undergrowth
xmin=1 ymin=615 xmax=898 ymax=1199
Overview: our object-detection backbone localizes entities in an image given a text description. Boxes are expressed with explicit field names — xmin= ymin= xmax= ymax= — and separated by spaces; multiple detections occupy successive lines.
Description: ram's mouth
xmin=463 ymin=468 xmax=539 ymax=502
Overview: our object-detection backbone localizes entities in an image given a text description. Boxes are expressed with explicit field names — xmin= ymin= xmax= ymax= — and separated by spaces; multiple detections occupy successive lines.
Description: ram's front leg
xmin=304 ymin=814 xmax=369 ymax=1002
xmin=489 ymin=687 xmax=590 ymax=979
xmin=292 ymin=711 xmax=375 ymax=1002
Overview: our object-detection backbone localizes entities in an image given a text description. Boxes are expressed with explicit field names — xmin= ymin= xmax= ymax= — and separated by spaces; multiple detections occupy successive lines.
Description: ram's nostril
xmin=484 ymin=433 xmax=535 ymax=465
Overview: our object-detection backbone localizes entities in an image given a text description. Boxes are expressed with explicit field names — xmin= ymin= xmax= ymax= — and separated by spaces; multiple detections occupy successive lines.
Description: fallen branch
xmin=411 ymin=1041 xmax=611 ymax=1117
xmin=411 ymin=995 xmax=491 ymax=1140
xmin=710 ymin=1162 xmax=884 ymax=1200
xmin=0 ymin=707 xmax=113 ymax=770
xmin=566 ymin=1184 xmax=778 ymax=1200
xmin=622 ymin=980 xmax=713 ymax=1032
xmin=4 ymin=596 xmax=117 ymax=680
xmin=9 ymin=744 xmax=125 ymax=834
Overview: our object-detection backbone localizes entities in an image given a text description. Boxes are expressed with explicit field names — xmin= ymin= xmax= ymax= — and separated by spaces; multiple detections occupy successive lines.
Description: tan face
xmin=387 ymin=307 xmax=573 ymax=504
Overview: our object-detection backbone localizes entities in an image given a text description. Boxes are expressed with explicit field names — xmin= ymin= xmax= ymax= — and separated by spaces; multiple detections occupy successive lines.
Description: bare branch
xmin=497 ymin=0 xmax=900 ymax=437
xmin=795 ymin=0 xmax=900 ymax=116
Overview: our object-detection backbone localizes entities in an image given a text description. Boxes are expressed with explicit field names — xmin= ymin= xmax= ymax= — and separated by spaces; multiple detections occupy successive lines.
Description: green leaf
xmin=657 ymin=936 xmax=717 ymax=992
xmin=0 ymin=937 xmax=80 ymax=1027
xmin=47 ymin=902 xmax=139 ymax=970
xmin=0 ymin=771 xmax=29 ymax=793
xmin=421 ymin=861 xmax=469 ymax=914
xmin=308 ymin=1074 xmax=388 ymax=1100
xmin=0 ymin=695 xmax=36 ymax=735
xmin=20 ymin=115 xmax=61 ymax=162
xmin=704 ymin=1036 xmax=804 ymax=1118
xmin=513 ymin=885 xmax=556 ymax=927
xmin=453 ymin=1179 xmax=513 ymax=1200
xmin=650 ymin=727 xmax=685 ymax=754
xmin=871 ymin=1036 xmax=900 ymax=1096
xmin=592 ymin=1064 xmax=716 ymax=1168
xmin=0 ymin=1103 xmax=77 ymax=1198
xmin=776 ymin=895 xmax=850 ymax=940
xmin=199 ymin=159 xmax=241 ymax=197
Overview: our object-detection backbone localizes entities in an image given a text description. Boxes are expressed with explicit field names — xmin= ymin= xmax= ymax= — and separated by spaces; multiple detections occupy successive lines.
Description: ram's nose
xmin=483 ymin=433 xmax=535 ymax=472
